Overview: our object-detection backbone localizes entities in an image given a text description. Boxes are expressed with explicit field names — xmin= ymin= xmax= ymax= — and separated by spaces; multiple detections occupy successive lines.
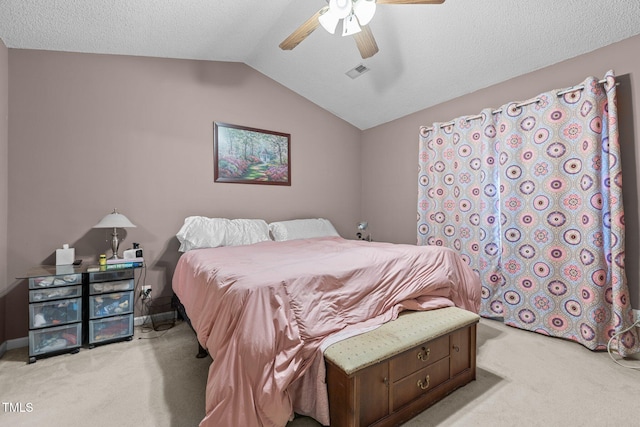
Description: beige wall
xmin=362 ymin=34 xmax=640 ymax=309
xmin=4 ymin=34 xmax=640 ymax=342
xmin=5 ymin=50 xmax=362 ymax=339
xmin=0 ymin=38 xmax=8 ymax=345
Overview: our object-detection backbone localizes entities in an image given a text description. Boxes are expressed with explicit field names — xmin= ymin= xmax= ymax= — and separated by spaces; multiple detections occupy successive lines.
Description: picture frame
xmin=213 ymin=122 xmax=291 ymax=186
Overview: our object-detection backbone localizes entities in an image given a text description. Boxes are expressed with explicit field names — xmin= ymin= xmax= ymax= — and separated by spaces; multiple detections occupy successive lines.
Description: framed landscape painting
xmin=213 ymin=122 xmax=291 ymax=186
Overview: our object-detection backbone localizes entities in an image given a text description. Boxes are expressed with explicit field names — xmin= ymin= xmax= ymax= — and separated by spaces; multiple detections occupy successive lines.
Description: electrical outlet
xmin=633 ymin=309 xmax=640 ymax=324
xmin=141 ymin=285 xmax=152 ymax=299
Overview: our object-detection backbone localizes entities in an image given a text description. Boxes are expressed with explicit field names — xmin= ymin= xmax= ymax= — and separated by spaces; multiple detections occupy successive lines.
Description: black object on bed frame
xmin=172 ymin=293 xmax=209 ymax=358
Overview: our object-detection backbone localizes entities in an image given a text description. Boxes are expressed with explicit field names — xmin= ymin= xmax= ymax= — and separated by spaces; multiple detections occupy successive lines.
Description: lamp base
xmin=109 ymin=227 xmax=122 ymax=260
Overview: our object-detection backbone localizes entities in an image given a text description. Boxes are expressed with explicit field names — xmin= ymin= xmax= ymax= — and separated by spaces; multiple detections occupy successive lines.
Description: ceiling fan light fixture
xmin=319 ymin=7 xmax=340 ymax=34
xmin=329 ymin=0 xmax=353 ymax=20
xmin=353 ymin=0 xmax=376 ymax=26
xmin=342 ymin=13 xmax=362 ymax=36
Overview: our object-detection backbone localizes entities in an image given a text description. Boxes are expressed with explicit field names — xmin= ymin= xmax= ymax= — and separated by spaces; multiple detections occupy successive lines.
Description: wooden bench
xmin=324 ymin=306 xmax=480 ymax=427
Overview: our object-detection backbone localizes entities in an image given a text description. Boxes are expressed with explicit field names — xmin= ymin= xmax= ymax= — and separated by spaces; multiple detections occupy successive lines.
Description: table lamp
xmin=93 ymin=208 xmax=137 ymax=259
xmin=357 ymin=221 xmax=371 ymax=241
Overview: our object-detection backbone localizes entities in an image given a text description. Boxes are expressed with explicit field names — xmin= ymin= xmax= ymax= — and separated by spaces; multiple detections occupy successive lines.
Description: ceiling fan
xmin=279 ymin=0 xmax=445 ymax=59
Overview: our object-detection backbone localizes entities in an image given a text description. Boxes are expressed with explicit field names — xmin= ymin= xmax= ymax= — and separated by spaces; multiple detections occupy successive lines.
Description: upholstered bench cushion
xmin=324 ymin=306 xmax=480 ymax=375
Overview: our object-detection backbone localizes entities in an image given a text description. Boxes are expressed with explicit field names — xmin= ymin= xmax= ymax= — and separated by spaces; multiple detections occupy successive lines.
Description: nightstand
xmin=21 ymin=265 xmax=84 ymax=364
xmin=85 ymin=268 xmax=135 ymax=347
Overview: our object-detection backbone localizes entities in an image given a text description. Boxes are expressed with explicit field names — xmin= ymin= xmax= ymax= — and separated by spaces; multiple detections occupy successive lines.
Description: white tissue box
xmin=56 ymin=247 xmax=75 ymax=265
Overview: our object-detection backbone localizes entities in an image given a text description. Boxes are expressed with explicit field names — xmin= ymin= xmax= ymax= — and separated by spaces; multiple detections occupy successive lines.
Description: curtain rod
xmin=423 ymin=78 xmax=615 ymax=133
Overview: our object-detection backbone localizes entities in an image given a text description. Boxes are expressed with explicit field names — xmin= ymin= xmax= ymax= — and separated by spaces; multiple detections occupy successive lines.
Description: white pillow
xmin=225 ymin=219 xmax=272 ymax=247
xmin=176 ymin=217 xmax=270 ymax=252
xmin=268 ymin=218 xmax=340 ymax=241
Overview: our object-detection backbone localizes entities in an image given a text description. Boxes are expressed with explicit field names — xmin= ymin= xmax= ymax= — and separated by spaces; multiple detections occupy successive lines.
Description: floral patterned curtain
xmin=418 ymin=71 xmax=639 ymax=356
xmin=418 ymin=109 xmax=504 ymax=317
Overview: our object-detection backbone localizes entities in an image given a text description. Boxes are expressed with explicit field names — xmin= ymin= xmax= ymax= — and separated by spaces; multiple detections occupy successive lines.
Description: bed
xmin=171 ymin=217 xmax=481 ymax=427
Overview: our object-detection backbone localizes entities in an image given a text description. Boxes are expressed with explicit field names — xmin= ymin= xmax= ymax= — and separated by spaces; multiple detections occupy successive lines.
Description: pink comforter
xmin=172 ymin=237 xmax=480 ymax=427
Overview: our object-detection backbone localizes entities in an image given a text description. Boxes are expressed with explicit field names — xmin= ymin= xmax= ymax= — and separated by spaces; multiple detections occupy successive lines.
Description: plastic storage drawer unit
xmin=29 ymin=284 xmax=83 ymax=303
xmin=89 ymin=279 xmax=134 ymax=294
xmin=29 ymin=323 xmax=82 ymax=357
xmin=86 ymin=267 xmax=137 ymax=347
xmin=29 ymin=297 xmax=82 ymax=329
xmin=88 ymin=315 xmax=134 ymax=345
xmin=29 ymin=274 xmax=81 ymax=289
xmin=88 ymin=269 xmax=134 ymax=284
xmin=89 ymin=292 xmax=134 ymax=319
xmin=21 ymin=266 xmax=85 ymax=363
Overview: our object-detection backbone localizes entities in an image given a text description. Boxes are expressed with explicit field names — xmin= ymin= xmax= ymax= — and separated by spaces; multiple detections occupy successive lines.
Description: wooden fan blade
xmin=353 ymin=25 xmax=379 ymax=59
xmin=376 ymin=0 xmax=445 ymax=4
xmin=279 ymin=8 xmax=325 ymax=51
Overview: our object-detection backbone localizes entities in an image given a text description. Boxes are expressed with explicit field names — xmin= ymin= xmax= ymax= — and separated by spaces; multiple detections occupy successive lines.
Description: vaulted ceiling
xmin=1 ymin=0 xmax=639 ymax=129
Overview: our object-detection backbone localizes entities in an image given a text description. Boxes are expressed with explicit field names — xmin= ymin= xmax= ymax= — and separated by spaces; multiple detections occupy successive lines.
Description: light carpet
xmin=1 ymin=318 xmax=639 ymax=427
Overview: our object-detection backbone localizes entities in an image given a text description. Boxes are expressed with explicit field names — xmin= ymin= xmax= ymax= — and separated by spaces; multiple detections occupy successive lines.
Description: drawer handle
xmin=417 ymin=347 xmax=430 ymax=361
xmin=453 ymin=345 xmax=460 ymax=352
xmin=417 ymin=375 xmax=431 ymax=390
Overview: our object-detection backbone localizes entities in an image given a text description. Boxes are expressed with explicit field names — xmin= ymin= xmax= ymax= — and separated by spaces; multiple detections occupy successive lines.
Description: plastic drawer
xmin=29 ymin=284 xmax=82 ymax=303
xmin=88 ymin=269 xmax=134 ymax=283
xmin=89 ymin=291 xmax=134 ymax=319
xmin=29 ymin=297 xmax=82 ymax=329
xmin=28 ymin=274 xmax=81 ymax=289
xmin=89 ymin=279 xmax=134 ymax=295
xmin=89 ymin=315 xmax=134 ymax=344
xmin=29 ymin=322 xmax=82 ymax=357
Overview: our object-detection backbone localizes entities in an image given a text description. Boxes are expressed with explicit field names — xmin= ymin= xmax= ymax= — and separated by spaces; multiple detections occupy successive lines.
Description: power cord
xmin=138 ymin=296 xmax=177 ymax=339
xmin=140 ymin=295 xmax=156 ymax=333
xmin=132 ymin=263 xmax=177 ymax=338
xmin=133 ymin=264 xmax=147 ymax=304
xmin=607 ymin=317 xmax=640 ymax=370
xmin=133 ymin=264 xmax=155 ymax=331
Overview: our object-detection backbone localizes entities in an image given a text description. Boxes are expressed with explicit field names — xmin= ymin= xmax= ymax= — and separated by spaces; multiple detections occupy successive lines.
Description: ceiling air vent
xmin=346 ymin=64 xmax=370 ymax=79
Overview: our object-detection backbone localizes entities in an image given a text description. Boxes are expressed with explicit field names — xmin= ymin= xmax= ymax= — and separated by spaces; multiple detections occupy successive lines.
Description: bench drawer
xmin=390 ymin=334 xmax=449 ymax=380
xmin=391 ymin=357 xmax=450 ymax=410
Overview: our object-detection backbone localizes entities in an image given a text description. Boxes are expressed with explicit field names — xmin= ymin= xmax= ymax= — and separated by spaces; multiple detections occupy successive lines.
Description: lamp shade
xmin=319 ymin=7 xmax=340 ymax=34
xmin=93 ymin=209 xmax=137 ymax=229
xmin=354 ymin=0 xmax=376 ymax=26
xmin=342 ymin=13 xmax=362 ymax=36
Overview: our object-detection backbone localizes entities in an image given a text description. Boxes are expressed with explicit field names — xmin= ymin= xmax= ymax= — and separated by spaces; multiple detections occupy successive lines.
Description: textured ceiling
xmin=1 ymin=0 xmax=640 ymax=129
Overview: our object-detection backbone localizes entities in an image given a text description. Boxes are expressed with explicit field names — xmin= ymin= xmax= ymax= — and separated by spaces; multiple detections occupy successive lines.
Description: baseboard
xmin=135 ymin=310 xmax=177 ymax=327
xmin=8 ymin=336 xmax=28 ymax=350
xmin=134 ymin=315 xmax=150 ymax=327
xmin=0 ymin=336 xmax=29 ymax=354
